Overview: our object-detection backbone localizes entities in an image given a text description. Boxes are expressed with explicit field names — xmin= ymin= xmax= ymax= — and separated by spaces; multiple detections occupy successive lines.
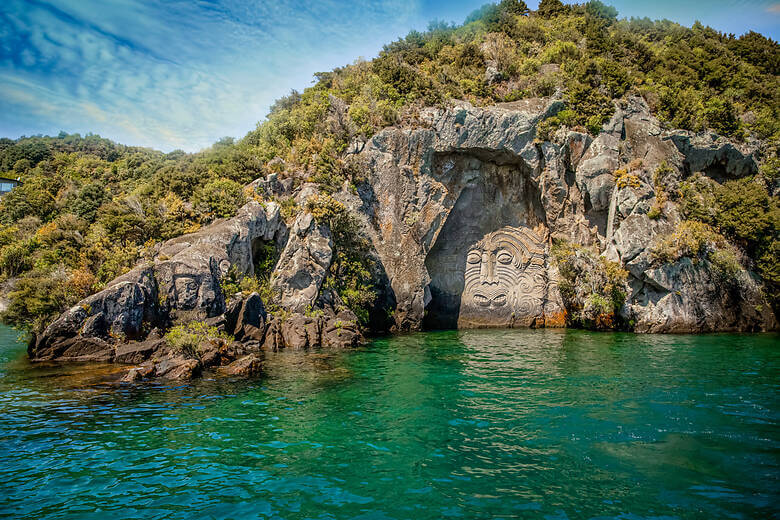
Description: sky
xmin=1 ymin=0 xmax=778 ymax=153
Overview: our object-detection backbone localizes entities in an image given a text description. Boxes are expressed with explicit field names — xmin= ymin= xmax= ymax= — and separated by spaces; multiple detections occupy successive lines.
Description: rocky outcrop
xmin=261 ymin=310 xmax=362 ymax=351
xmin=29 ymin=94 xmax=777 ymax=380
xmin=29 ymin=201 xmax=287 ymax=375
xmin=272 ymin=212 xmax=333 ymax=312
xmin=349 ymin=95 xmax=775 ymax=333
xmin=223 ymin=292 xmax=266 ymax=342
xmin=631 ymin=257 xmax=776 ymax=333
xmin=220 ymin=354 xmax=262 ymax=377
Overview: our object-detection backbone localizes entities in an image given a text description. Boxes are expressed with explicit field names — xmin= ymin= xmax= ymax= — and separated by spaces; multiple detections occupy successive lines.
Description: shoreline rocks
xmin=26 ymin=94 xmax=777 ymax=382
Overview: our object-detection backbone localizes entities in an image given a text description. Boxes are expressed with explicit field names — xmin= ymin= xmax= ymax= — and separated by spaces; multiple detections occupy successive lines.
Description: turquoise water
xmin=0 ymin=325 xmax=778 ymax=519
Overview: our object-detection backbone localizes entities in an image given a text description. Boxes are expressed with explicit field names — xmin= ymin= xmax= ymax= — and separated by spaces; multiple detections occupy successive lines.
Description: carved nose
xmin=480 ymin=252 xmax=497 ymax=283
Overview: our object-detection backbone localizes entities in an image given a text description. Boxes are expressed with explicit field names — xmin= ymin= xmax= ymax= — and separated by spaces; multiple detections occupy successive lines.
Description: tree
xmin=71 ymin=182 xmax=106 ymax=223
xmin=537 ymin=0 xmax=567 ymax=17
xmin=498 ymin=0 xmax=529 ymax=16
xmin=194 ymin=178 xmax=246 ymax=219
xmin=586 ymin=0 xmax=618 ymax=20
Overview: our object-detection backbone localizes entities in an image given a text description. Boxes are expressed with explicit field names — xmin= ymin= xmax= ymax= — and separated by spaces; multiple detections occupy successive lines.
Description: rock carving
xmin=458 ymin=226 xmax=547 ymax=328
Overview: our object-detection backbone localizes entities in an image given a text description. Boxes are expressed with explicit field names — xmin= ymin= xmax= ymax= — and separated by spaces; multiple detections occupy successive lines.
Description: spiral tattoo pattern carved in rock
xmin=458 ymin=226 xmax=547 ymax=328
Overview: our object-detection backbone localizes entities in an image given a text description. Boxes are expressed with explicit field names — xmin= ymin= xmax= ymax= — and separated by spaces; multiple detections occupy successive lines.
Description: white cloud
xmin=0 ymin=0 xmax=424 ymax=151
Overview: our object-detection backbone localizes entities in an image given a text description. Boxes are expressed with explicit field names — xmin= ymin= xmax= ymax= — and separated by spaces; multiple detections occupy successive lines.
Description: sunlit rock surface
xmin=30 ymin=94 xmax=777 ymax=380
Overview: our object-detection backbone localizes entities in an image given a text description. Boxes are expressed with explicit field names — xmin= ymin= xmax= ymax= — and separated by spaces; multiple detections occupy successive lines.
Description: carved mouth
xmin=473 ymin=293 xmax=507 ymax=307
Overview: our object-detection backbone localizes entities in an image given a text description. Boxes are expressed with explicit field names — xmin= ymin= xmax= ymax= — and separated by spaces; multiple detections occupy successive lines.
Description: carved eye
xmin=497 ymin=251 xmax=513 ymax=265
xmin=467 ymin=251 xmax=481 ymax=264
xmin=473 ymin=294 xmax=490 ymax=306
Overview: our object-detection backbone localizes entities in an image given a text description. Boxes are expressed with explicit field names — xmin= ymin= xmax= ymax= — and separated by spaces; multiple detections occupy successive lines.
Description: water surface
xmin=0 ymin=325 xmax=778 ymax=519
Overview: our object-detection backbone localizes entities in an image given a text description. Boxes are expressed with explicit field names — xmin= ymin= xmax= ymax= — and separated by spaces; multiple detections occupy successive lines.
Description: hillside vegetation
xmin=1 ymin=0 xmax=778 ymax=331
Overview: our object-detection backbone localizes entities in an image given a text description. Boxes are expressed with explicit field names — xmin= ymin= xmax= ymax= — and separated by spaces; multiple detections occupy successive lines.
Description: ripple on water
xmin=0 ymin=326 xmax=778 ymax=519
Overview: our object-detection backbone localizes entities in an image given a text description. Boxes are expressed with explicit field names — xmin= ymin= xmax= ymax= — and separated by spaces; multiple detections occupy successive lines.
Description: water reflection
xmin=0 ymin=326 xmax=778 ymax=519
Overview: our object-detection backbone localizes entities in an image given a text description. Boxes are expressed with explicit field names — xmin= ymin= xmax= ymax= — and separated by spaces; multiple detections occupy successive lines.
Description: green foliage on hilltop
xmin=1 ymin=1 xmax=779 ymax=329
xmin=232 ymin=0 xmax=778 ymax=179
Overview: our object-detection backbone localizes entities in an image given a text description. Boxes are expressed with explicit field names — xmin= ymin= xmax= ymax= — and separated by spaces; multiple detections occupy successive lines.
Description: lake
xmin=0 ymin=325 xmax=778 ymax=519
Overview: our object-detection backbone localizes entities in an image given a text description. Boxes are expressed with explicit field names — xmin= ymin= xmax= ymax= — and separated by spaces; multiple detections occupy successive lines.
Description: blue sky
xmin=1 ymin=0 xmax=778 ymax=152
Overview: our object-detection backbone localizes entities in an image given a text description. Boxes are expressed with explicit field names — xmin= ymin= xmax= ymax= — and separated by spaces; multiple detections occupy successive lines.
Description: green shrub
xmin=647 ymin=162 xmax=674 ymax=219
xmin=194 ymin=178 xmax=246 ymax=219
xmin=651 ymin=221 xmax=726 ymax=264
xmin=164 ymin=321 xmax=233 ymax=358
xmin=536 ymin=108 xmax=577 ymax=141
xmin=679 ymin=174 xmax=718 ymax=224
xmin=714 ymin=178 xmax=776 ymax=251
xmin=552 ymin=240 xmax=628 ymax=329
xmin=0 ymin=267 xmax=72 ymax=332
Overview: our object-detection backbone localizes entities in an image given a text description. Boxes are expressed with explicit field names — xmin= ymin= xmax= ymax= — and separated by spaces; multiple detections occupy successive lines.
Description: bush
xmin=613 ymin=168 xmax=640 ymax=189
xmin=679 ymin=173 xmax=718 ymax=223
xmin=714 ymin=178 xmax=776 ymax=251
xmin=552 ymin=240 xmax=628 ymax=329
xmin=702 ymin=98 xmax=741 ymax=137
xmin=566 ymin=83 xmax=614 ymax=134
xmin=652 ymin=221 xmax=723 ymax=263
xmin=1 ymin=267 xmax=72 ymax=332
xmin=536 ymin=108 xmax=577 ymax=141
xmin=194 ymin=178 xmax=246 ymax=219
xmin=164 ymin=321 xmax=233 ymax=358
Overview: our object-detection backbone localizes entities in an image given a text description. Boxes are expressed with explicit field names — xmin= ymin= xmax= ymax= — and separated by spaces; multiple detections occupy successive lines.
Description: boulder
xmin=154 ymin=356 xmax=202 ymax=380
xmin=224 ymin=292 xmax=267 ymax=342
xmin=120 ymin=362 xmax=155 ymax=383
xmin=115 ymin=339 xmax=164 ymax=364
xmin=220 ymin=354 xmax=262 ymax=377
xmin=321 ymin=320 xmax=362 ymax=348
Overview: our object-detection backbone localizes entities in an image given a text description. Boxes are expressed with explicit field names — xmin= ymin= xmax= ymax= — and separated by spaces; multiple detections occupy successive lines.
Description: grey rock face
xmin=668 ymin=132 xmax=759 ymax=180
xmin=115 ymin=339 xmax=164 ymax=364
xmin=354 ymin=95 xmax=775 ymax=333
xmin=31 ymin=92 xmax=777 ymax=371
xmin=358 ymin=98 xmax=566 ymax=331
xmin=31 ymin=201 xmax=285 ymax=361
xmin=262 ymin=313 xmax=362 ymax=351
xmin=272 ymin=212 xmax=333 ymax=313
xmin=631 ymin=258 xmax=777 ymax=333
xmin=224 ymin=292 xmax=266 ymax=342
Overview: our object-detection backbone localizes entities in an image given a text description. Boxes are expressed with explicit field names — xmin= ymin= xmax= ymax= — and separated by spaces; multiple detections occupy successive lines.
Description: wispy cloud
xmin=1 ymin=0 xmax=778 ymax=151
xmin=767 ymin=3 xmax=780 ymax=13
xmin=0 ymin=0 xmax=427 ymax=151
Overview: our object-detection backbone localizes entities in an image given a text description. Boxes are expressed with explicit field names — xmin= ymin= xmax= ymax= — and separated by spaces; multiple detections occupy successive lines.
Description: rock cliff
xmin=28 ymin=95 xmax=778 ymax=380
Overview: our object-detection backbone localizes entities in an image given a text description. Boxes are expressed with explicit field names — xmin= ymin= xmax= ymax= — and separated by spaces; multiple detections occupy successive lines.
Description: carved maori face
xmin=459 ymin=226 xmax=547 ymax=327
